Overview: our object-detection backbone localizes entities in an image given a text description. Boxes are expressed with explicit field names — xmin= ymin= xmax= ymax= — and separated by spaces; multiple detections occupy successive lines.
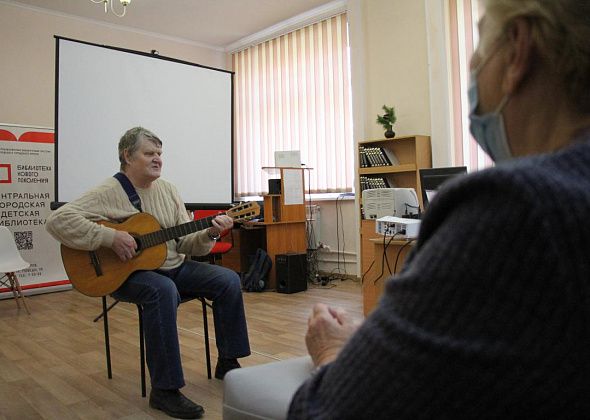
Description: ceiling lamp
xmin=91 ymin=0 xmax=131 ymax=18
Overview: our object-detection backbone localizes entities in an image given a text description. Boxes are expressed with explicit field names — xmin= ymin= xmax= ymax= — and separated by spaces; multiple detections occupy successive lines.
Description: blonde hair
xmin=118 ymin=127 xmax=162 ymax=171
xmin=482 ymin=0 xmax=590 ymax=113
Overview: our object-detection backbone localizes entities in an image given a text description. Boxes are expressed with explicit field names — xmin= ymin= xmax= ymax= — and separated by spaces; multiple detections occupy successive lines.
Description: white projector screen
xmin=55 ymin=37 xmax=233 ymax=208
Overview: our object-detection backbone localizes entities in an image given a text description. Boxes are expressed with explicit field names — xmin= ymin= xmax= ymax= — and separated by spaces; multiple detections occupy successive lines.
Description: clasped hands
xmin=111 ymin=214 xmax=234 ymax=262
xmin=305 ymin=303 xmax=361 ymax=367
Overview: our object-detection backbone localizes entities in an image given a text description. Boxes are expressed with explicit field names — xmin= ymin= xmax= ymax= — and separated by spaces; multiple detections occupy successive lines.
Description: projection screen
xmin=55 ymin=37 xmax=233 ymax=208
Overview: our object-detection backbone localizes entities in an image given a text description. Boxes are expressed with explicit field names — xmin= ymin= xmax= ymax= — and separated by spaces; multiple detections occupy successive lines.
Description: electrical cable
xmin=339 ymin=194 xmax=347 ymax=277
xmin=404 ymin=202 xmax=420 ymax=216
xmin=307 ymin=249 xmax=320 ymax=284
xmin=337 ymin=195 xmax=342 ymax=275
xmin=305 ymin=167 xmax=320 ymax=283
xmin=373 ymin=232 xmax=401 ymax=285
xmin=326 ymin=194 xmax=348 ymax=284
xmin=361 ymin=259 xmax=375 ymax=284
xmin=382 ymin=232 xmax=398 ymax=275
xmin=330 ymin=193 xmax=359 ymax=282
xmin=382 ymin=231 xmax=387 ymax=284
xmin=306 ymin=167 xmax=314 ymax=249
xmin=309 ymin=280 xmax=336 ymax=289
xmin=304 ymin=169 xmax=338 ymax=289
xmin=315 ymin=190 xmax=354 ymax=286
xmin=334 ymin=195 xmax=347 ymax=279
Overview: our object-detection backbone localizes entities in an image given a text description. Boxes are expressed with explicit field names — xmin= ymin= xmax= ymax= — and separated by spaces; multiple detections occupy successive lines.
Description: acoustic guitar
xmin=60 ymin=201 xmax=260 ymax=297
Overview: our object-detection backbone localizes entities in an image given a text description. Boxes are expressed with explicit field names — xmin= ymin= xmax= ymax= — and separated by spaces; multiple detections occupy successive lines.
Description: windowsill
xmin=238 ymin=192 xmax=355 ymax=202
xmin=308 ymin=193 xmax=355 ymax=201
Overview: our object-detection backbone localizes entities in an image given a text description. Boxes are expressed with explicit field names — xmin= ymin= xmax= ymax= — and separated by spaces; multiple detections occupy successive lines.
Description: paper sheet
xmin=283 ymin=169 xmax=304 ymax=205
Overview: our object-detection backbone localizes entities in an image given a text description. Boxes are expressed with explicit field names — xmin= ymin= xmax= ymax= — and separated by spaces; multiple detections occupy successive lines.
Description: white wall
xmin=348 ymin=0 xmax=451 ymax=158
xmin=312 ymin=199 xmax=357 ymax=276
xmin=353 ymin=0 xmax=431 ymax=140
xmin=345 ymin=0 xmax=442 ymax=276
xmin=0 ymin=2 xmax=227 ymax=128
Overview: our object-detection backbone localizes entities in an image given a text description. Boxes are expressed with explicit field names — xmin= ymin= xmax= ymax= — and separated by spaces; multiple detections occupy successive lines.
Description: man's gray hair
xmin=118 ymin=127 xmax=162 ymax=171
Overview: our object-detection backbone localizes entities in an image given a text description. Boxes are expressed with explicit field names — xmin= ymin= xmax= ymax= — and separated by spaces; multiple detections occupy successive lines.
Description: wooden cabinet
xmin=252 ymin=167 xmax=308 ymax=289
xmin=357 ymin=135 xmax=431 ymax=277
xmin=362 ymin=239 xmax=415 ymax=315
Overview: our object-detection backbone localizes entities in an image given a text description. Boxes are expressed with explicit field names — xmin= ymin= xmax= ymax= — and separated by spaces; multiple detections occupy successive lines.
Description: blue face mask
xmin=468 ymin=70 xmax=512 ymax=162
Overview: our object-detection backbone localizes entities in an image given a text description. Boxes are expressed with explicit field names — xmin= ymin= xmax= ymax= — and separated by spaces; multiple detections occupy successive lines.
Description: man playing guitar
xmin=47 ymin=127 xmax=250 ymax=419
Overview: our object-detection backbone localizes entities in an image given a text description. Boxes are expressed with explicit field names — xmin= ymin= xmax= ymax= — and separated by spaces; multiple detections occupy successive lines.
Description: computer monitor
xmin=419 ymin=166 xmax=468 ymax=209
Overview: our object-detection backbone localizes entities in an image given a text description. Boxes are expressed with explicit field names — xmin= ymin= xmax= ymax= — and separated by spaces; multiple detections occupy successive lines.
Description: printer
xmin=362 ymin=187 xmax=420 ymax=219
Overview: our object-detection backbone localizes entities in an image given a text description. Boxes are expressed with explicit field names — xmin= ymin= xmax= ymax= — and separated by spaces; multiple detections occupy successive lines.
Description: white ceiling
xmin=6 ymin=0 xmax=340 ymax=51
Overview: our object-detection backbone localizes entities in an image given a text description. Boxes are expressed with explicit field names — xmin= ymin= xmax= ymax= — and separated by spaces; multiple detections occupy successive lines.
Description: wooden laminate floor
xmin=0 ymin=280 xmax=362 ymax=420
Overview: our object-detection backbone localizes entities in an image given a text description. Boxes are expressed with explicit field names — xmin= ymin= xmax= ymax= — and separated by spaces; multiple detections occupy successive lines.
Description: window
xmin=448 ymin=0 xmax=492 ymax=172
xmin=232 ymin=13 xmax=353 ymax=197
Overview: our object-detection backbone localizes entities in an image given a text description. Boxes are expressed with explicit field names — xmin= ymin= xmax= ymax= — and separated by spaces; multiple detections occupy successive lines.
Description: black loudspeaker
xmin=276 ymin=253 xmax=307 ymax=294
xmin=268 ymin=178 xmax=281 ymax=194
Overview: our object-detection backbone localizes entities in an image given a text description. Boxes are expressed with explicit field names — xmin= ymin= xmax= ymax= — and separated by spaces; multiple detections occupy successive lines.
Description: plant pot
xmin=384 ymin=129 xmax=395 ymax=139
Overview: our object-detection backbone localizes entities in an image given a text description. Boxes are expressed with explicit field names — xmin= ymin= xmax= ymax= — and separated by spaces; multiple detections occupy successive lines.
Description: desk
xmin=221 ymin=167 xmax=308 ymax=290
xmin=362 ymin=238 xmax=415 ymax=316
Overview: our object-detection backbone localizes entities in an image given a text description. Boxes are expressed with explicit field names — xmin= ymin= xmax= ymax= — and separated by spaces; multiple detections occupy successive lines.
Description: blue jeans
xmin=112 ymin=260 xmax=251 ymax=390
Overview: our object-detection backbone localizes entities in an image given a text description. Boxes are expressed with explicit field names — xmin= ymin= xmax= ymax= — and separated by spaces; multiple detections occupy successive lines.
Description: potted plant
xmin=376 ymin=105 xmax=396 ymax=138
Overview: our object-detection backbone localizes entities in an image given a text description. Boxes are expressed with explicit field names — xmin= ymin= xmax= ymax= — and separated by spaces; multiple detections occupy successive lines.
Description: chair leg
xmin=99 ymin=299 xmax=146 ymax=397
xmin=8 ymin=272 xmax=30 ymax=314
xmin=97 ymin=297 xmax=210 ymax=395
xmin=102 ymin=296 xmax=113 ymax=380
xmin=201 ymin=298 xmax=212 ymax=379
xmin=137 ymin=305 xmax=146 ymax=397
xmin=5 ymin=273 xmax=20 ymax=309
xmin=93 ymin=299 xmax=120 ymax=322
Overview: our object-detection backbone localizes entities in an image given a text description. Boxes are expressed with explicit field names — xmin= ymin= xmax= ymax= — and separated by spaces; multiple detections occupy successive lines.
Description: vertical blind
xmin=448 ymin=0 xmax=492 ymax=172
xmin=232 ymin=13 xmax=353 ymax=197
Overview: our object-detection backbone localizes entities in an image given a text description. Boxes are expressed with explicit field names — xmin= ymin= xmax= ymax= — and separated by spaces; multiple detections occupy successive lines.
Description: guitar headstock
xmin=227 ymin=201 xmax=261 ymax=222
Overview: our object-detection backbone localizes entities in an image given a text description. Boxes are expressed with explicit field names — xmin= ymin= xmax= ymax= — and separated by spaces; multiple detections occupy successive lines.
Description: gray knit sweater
xmin=289 ymin=133 xmax=590 ymax=419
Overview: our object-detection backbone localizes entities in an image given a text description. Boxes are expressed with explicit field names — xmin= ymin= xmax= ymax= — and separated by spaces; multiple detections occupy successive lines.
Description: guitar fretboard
xmin=137 ymin=215 xmax=217 ymax=250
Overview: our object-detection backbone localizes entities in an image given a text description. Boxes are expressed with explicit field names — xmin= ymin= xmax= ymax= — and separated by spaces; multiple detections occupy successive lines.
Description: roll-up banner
xmin=0 ymin=123 xmax=70 ymax=299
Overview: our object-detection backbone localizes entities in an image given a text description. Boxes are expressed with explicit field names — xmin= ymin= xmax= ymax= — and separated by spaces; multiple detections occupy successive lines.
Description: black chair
xmin=94 ymin=296 xmax=213 ymax=397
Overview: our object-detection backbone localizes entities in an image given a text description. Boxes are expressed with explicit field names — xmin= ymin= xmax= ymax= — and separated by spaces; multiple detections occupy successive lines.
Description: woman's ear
xmin=503 ymin=17 xmax=534 ymax=94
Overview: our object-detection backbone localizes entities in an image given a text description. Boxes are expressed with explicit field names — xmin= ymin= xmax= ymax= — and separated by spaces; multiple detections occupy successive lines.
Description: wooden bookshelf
xmin=357 ymin=135 xmax=431 ymax=277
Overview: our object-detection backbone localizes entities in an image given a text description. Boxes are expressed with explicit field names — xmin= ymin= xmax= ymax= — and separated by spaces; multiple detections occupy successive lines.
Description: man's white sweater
xmin=46 ymin=176 xmax=214 ymax=269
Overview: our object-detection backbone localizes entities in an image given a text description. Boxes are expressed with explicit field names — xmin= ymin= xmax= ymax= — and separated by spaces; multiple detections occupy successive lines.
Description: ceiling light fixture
xmin=91 ymin=0 xmax=131 ymax=18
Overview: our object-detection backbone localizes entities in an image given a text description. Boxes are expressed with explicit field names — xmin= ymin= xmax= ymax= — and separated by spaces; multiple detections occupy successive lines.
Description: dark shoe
xmin=215 ymin=358 xmax=241 ymax=380
xmin=149 ymin=388 xmax=204 ymax=419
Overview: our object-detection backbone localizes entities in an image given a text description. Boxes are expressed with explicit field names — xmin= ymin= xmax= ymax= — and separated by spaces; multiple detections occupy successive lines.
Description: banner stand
xmin=0 ymin=123 xmax=70 ymax=299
